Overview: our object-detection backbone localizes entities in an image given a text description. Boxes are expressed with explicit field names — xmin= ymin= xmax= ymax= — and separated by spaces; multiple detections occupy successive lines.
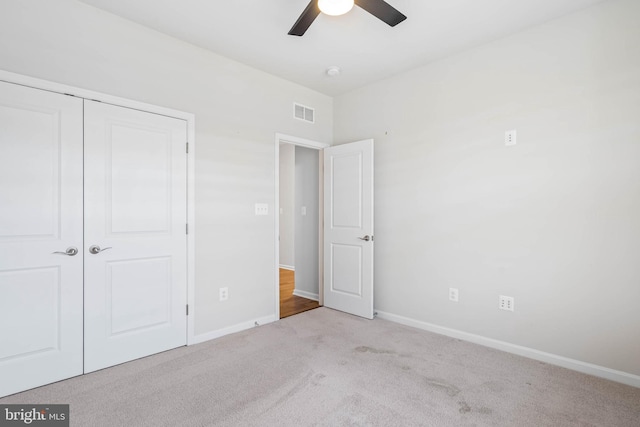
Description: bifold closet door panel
xmin=0 ymin=81 xmax=84 ymax=397
xmin=83 ymin=100 xmax=188 ymax=373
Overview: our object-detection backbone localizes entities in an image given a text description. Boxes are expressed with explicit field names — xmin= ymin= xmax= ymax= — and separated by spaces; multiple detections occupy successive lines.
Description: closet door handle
xmin=52 ymin=247 xmax=78 ymax=256
xmin=89 ymin=245 xmax=112 ymax=254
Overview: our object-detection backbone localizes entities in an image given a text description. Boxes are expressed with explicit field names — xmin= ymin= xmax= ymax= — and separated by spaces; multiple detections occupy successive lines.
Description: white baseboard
xmin=293 ymin=289 xmax=319 ymax=301
xmin=279 ymin=264 xmax=295 ymax=271
xmin=190 ymin=314 xmax=277 ymax=345
xmin=375 ymin=310 xmax=640 ymax=389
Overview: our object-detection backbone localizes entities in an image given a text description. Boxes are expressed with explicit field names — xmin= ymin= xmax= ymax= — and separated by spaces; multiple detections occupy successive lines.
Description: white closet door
xmin=83 ymin=101 xmax=188 ymax=373
xmin=0 ymin=81 xmax=84 ymax=397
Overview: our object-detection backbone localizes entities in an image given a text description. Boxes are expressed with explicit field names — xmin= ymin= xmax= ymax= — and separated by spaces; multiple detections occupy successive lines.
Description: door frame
xmin=0 ymin=69 xmax=198 ymax=345
xmin=274 ymin=133 xmax=329 ymax=319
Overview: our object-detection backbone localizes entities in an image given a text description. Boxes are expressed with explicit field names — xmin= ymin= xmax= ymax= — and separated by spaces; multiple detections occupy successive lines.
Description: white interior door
xmin=83 ymin=101 xmax=188 ymax=373
xmin=323 ymin=139 xmax=374 ymax=319
xmin=0 ymin=81 xmax=84 ymax=396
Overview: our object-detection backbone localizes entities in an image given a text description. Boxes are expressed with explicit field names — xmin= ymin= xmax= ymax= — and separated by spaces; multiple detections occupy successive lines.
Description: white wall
xmin=294 ymin=146 xmax=320 ymax=299
xmin=0 ymin=0 xmax=332 ymax=337
xmin=279 ymin=144 xmax=295 ymax=269
xmin=334 ymin=0 xmax=640 ymax=377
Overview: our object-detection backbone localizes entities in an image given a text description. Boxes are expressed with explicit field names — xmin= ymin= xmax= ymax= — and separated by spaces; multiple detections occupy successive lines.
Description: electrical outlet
xmin=255 ymin=203 xmax=268 ymax=216
xmin=499 ymin=295 xmax=514 ymax=311
xmin=219 ymin=287 xmax=229 ymax=302
xmin=449 ymin=288 xmax=459 ymax=302
xmin=505 ymin=129 xmax=517 ymax=146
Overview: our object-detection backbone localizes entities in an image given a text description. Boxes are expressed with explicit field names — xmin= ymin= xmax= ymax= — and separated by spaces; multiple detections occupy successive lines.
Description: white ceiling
xmin=78 ymin=0 xmax=606 ymax=96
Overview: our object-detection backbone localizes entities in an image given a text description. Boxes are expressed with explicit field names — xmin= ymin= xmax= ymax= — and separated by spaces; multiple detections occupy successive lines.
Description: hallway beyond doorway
xmin=279 ymin=268 xmax=319 ymax=318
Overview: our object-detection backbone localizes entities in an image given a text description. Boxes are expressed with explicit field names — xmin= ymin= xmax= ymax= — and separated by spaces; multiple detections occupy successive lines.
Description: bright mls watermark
xmin=0 ymin=405 xmax=69 ymax=427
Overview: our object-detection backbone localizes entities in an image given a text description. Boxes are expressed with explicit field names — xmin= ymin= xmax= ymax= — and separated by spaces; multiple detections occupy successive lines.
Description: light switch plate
xmin=499 ymin=295 xmax=514 ymax=311
xmin=255 ymin=203 xmax=268 ymax=216
xmin=505 ymin=129 xmax=517 ymax=146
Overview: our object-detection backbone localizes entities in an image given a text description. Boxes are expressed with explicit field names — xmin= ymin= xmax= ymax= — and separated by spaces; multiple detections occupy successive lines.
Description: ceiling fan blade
xmin=288 ymin=0 xmax=321 ymax=36
xmin=355 ymin=0 xmax=407 ymax=27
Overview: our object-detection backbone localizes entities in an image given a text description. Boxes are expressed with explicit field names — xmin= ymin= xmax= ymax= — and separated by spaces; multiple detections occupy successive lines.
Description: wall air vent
xmin=293 ymin=103 xmax=315 ymax=123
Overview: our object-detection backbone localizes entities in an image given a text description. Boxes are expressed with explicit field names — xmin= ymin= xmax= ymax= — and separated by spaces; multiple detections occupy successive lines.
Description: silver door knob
xmin=358 ymin=235 xmax=371 ymax=242
xmin=52 ymin=247 xmax=78 ymax=256
xmin=89 ymin=245 xmax=112 ymax=254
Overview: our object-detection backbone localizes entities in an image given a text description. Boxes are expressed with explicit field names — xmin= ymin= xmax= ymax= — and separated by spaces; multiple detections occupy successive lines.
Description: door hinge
xmin=186 ymin=223 xmax=189 ymax=235
xmin=186 ymin=304 xmax=189 ymax=315
xmin=186 ymin=142 xmax=189 ymax=154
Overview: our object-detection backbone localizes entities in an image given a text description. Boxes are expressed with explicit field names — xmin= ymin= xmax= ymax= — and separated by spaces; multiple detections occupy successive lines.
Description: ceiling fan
xmin=288 ymin=0 xmax=407 ymax=36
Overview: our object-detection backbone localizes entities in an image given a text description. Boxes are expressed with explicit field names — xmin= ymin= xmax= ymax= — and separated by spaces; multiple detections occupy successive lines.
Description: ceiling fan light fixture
xmin=318 ymin=0 xmax=354 ymax=16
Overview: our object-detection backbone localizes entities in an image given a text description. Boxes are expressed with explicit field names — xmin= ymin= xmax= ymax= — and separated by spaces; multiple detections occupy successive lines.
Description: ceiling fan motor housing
xmin=288 ymin=0 xmax=407 ymax=36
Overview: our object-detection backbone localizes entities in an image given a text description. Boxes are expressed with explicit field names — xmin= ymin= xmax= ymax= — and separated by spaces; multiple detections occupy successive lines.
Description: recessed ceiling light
xmin=318 ymin=0 xmax=354 ymax=16
xmin=326 ymin=66 xmax=341 ymax=77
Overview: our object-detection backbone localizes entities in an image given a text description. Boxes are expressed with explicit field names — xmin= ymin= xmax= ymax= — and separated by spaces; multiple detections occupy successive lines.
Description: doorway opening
xmin=275 ymin=134 xmax=329 ymax=319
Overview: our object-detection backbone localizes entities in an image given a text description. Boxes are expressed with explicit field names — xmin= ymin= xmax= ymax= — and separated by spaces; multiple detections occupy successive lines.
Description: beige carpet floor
xmin=2 ymin=307 xmax=639 ymax=426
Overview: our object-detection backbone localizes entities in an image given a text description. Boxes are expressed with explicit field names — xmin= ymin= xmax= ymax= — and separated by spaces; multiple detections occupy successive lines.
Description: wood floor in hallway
xmin=279 ymin=268 xmax=319 ymax=319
